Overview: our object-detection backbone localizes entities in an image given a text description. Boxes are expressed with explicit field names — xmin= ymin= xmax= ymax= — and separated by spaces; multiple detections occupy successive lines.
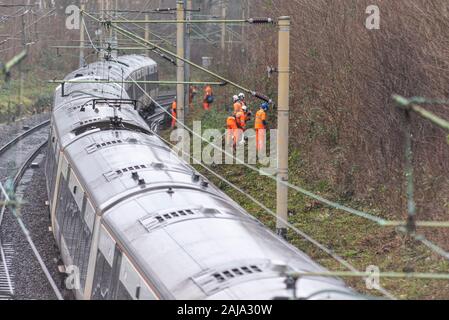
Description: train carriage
xmin=45 ymin=55 xmax=360 ymax=300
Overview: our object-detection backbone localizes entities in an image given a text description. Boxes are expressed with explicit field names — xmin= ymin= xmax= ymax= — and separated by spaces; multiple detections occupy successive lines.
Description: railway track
xmin=0 ymin=121 xmax=50 ymax=300
xmin=0 ymin=120 xmax=50 ymax=183
xmin=0 ymin=241 xmax=13 ymax=300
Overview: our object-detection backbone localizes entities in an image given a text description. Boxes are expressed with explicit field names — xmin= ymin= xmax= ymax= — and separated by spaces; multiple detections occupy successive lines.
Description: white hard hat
xmin=238 ymin=93 xmax=245 ymax=100
xmin=233 ymin=95 xmax=239 ymax=102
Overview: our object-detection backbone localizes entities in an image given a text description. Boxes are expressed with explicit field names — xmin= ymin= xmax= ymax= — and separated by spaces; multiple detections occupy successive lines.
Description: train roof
xmin=52 ymin=55 xmax=156 ymax=148
xmin=64 ymin=55 xmax=157 ymax=82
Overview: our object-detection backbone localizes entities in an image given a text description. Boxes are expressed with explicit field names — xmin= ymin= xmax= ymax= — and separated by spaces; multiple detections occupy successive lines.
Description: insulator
xmin=160 ymin=54 xmax=176 ymax=66
xmin=155 ymin=8 xmax=175 ymax=12
xmin=253 ymin=92 xmax=271 ymax=103
xmin=247 ymin=18 xmax=274 ymax=24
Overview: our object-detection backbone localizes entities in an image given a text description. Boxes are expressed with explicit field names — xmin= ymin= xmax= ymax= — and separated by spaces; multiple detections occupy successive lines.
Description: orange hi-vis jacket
xmin=226 ymin=115 xmax=239 ymax=146
xmin=255 ymin=109 xmax=267 ymax=129
xmin=226 ymin=116 xmax=238 ymax=129
xmin=204 ymin=85 xmax=213 ymax=99
xmin=235 ymin=110 xmax=246 ymax=129
xmin=233 ymin=101 xmax=243 ymax=115
xmin=171 ymin=101 xmax=177 ymax=128
xmin=203 ymin=85 xmax=213 ymax=110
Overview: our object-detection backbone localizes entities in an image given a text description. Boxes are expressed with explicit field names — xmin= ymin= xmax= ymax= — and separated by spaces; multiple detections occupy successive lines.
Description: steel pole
xmin=185 ymin=0 xmax=192 ymax=114
xmin=176 ymin=1 xmax=188 ymax=160
xmin=177 ymin=1 xmax=186 ymax=126
xmin=144 ymin=13 xmax=150 ymax=57
xmin=221 ymin=1 xmax=226 ymax=64
xmin=98 ymin=0 xmax=104 ymax=54
xmin=276 ymin=16 xmax=291 ymax=240
xmin=79 ymin=2 xmax=85 ymax=67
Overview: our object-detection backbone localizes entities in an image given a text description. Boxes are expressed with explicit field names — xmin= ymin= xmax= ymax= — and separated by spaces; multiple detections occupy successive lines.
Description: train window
xmin=68 ymin=171 xmax=84 ymax=208
xmin=116 ymin=281 xmax=132 ymax=300
xmin=60 ymin=155 xmax=69 ymax=180
xmin=98 ymin=226 xmax=116 ymax=266
xmin=56 ymin=173 xmax=92 ymax=292
xmin=91 ymin=251 xmax=113 ymax=300
xmin=55 ymin=173 xmax=70 ymax=230
xmin=84 ymin=200 xmax=95 ymax=232
xmin=109 ymin=245 xmax=124 ymax=300
xmin=52 ymin=136 xmax=57 ymax=153
xmin=119 ymin=254 xmax=145 ymax=300
xmin=45 ymin=142 xmax=57 ymax=197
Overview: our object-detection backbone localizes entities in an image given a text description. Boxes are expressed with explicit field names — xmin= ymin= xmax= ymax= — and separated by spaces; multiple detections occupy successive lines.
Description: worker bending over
xmin=255 ymin=102 xmax=269 ymax=152
xmin=203 ymin=85 xmax=214 ymax=111
xmin=171 ymin=97 xmax=177 ymax=129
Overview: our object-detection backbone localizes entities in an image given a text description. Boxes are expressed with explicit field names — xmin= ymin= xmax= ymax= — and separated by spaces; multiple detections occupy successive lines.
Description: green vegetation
xmin=0 ymin=71 xmax=56 ymax=123
xmin=161 ymin=104 xmax=449 ymax=300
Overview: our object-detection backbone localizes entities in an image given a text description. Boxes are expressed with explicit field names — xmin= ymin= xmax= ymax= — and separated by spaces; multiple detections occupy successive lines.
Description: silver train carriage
xmin=45 ymin=55 xmax=361 ymax=300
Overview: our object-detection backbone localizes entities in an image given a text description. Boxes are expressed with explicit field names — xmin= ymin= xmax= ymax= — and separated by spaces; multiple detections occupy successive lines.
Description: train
xmin=45 ymin=54 xmax=361 ymax=300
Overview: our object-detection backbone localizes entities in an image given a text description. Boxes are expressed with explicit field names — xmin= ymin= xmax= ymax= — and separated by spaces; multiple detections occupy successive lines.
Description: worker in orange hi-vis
xmin=235 ymin=106 xmax=248 ymax=145
xmin=203 ymin=85 xmax=214 ymax=111
xmin=226 ymin=113 xmax=239 ymax=149
xmin=236 ymin=108 xmax=247 ymax=131
xmin=243 ymin=104 xmax=252 ymax=125
xmin=233 ymin=95 xmax=242 ymax=115
xmin=255 ymin=102 xmax=269 ymax=152
xmin=189 ymin=86 xmax=198 ymax=109
xmin=171 ymin=97 xmax=177 ymax=129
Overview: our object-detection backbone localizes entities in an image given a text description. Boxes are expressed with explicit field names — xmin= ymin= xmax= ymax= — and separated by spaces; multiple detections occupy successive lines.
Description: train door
xmin=91 ymin=226 xmax=124 ymax=300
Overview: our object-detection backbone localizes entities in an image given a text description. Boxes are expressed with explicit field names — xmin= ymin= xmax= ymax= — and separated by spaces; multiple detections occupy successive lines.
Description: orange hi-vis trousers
xmin=256 ymin=128 xmax=266 ymax=152
xmin=171 ymin=101 xmax=177 ymax=128
xmin=171 ymin=111 xmax=177 ymax=128
xmin=226 ymin=117 xmax=239 ymax=147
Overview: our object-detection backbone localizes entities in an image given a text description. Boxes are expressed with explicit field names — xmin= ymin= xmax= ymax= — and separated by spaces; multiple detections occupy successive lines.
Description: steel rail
xmin=0 ymin=120 xmax=50 ymax=157
xmin=0 ymin=238 xmax=13 ymax=299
